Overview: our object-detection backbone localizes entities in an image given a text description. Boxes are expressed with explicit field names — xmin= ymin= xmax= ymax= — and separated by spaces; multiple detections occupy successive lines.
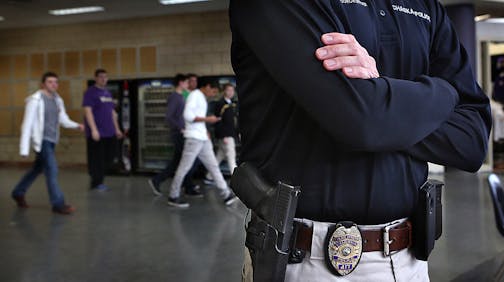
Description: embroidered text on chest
xmin=340 ymin=0 xmax=368 ymax=7
xmin=100 ymin=96 xmax=114 ymax=103
xmin=392 ymin=5 xmax=431 ymax=22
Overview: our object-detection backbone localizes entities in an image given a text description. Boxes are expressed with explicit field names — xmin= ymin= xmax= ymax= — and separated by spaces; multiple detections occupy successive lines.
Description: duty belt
xmin=292 ymin=220 xmax=413 ymax=257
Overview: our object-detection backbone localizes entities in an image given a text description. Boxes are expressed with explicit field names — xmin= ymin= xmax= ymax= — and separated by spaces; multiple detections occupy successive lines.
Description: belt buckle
xmin=383 ymin=220 xmax=402 ymax=256
xmin=325 ymin=221 xmax=363 ymax=276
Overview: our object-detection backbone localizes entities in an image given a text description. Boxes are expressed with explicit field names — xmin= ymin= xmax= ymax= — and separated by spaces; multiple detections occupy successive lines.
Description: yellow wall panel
xmin=13 ymin=55 xmax=28 ymax=80
xmin=0 ymin=111 xmax=13 ymax=136
xmin=65 ymin=51 xmax=80 ymax=77
xmin=13 ymin=82 xmax=28 ymax=107
xmin=140 ymin=46 xmax=156 ymax=73
xmin=14 ymin=110 xmax=24 ymax=135
xmin=83 ymin=50 xmax=99 ymax=77
xmin=0 ymin=83 xmax=12 ymax=107
xmin=47 ymin=52 xmax=62 ymax=74
xmin=0 ymin=55 xmax=11 ymax=80
xmin=30 ymin=53 xmax=45 ymax=79
xmin=120 ymin=48 xmax=137 ymax=75
xmin=58 ymin=80 xmax=71 ymax=106
xmin=101 ymin=49 xmax=117 ymax=75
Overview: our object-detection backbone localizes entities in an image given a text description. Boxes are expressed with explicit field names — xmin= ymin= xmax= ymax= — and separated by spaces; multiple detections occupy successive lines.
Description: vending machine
xmin=136 ymin=78 xmax=175 ymax=172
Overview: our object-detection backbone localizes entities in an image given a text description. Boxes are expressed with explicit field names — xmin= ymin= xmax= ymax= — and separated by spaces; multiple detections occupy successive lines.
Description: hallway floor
xmin=0 ymin=168 xmax=502 ymax=282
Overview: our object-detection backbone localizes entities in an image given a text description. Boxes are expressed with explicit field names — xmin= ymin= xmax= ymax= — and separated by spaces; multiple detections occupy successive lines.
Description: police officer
xmin=230 ymin=1 xmax=491 ymax=281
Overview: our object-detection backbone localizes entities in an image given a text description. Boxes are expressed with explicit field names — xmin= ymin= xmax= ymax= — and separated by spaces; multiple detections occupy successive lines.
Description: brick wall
xmin=0 ymin=10 xmax=232 ymax=165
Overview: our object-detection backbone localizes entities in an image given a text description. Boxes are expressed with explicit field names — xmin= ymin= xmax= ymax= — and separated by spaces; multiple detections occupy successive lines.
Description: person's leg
xmin=168 ymin=138 xmax=204 ymax=199
xmin=87 ymin=138 xmax=104 ymax=188
xmin=206 ymin=139 xmax=225 ymax=181
xmin=12 ymin=151 xmax=44 ymax=198
xmin=198 ymin=140 xmax=231 ymax=199
xmin=40 ymin=141 xmax=65 ymax=208
xmin=152 ymin=132 xmax=184 ymax=185
xmin=224 ymin=137 xmax=237 ymax=174
xmin=103 ymin=137 xmax=117 ymax=179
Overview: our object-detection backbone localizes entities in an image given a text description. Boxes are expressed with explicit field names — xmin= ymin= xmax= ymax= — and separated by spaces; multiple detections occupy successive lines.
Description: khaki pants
xmin=242 ymin=219 xmax=429 ymax=282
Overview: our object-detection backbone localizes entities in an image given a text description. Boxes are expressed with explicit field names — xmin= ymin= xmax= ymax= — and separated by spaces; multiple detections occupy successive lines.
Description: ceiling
xmin=0 ymin=0 xmax=229 ymax=30
xmin=0 ymin=0 xmax=502 ymax=30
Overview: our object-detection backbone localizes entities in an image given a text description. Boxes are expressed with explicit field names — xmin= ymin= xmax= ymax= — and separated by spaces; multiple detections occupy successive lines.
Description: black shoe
xmin=148 ymin=179 xmax=163 ymax=196
xmin=185 ymin=185 xmax=204 ymax=198
xmin=223 ymin=192 xmax=239 ymax=206
xmin=167 ymin=197 xmax=190 ymax=208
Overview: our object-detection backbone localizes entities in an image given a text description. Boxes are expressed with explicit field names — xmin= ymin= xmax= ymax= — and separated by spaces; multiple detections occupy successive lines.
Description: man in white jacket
xmin=12 ymin=72 xmax=84 ymax=215
xmin=167 ymin=78 xmax=238 ymax=208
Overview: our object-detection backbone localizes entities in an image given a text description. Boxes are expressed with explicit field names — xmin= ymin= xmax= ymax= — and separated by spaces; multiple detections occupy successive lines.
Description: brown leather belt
xmin=294 ymin=221 xmax=413 ymax=254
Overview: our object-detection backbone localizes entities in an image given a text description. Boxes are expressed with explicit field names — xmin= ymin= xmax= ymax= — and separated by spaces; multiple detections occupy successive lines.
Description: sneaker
xmin=148 ymin=179 xmax=163 ymax=196
xmin=223 ymin=192 xmax=239 ymax=206
xmin=167 ymin=197 xmax=190 ymax=208
xmin=12 ymin=195 xmax=29 ymax=208
xmin=52 ymin=204 xmax=76 ymax=215
xmin=92 ymin=184 xmax=109 ymax=191
xmin=203 ymin=177 xmax=215 ymax=186
xmin=185 ymin=185 xmax=204 ymax=198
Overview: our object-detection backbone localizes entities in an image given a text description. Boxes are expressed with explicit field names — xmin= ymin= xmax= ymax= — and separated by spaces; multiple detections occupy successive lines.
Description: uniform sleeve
xmin=403 ymin=2 xmax=491 ymax=172
xmin=230 ymin=0 xmax=459 ymax=152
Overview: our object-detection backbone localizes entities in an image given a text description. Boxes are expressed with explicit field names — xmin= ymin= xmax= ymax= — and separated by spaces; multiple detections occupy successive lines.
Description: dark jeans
xmin=87 ymin=137 xmax=116 ymax=188
xmin=12 ymin=140 xmax=65 ymax=208
xmin=152 ymin=131 xmax=197 ymax=189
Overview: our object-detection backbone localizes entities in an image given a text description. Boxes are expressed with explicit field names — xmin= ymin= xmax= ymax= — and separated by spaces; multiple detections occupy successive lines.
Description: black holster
xmin=231 ymin=163 xmax=301 ymax=282
xmin=245 ymin=214 xmax=291 ymax=282
xmin=413 ymin=180 xmax=444 ymax=261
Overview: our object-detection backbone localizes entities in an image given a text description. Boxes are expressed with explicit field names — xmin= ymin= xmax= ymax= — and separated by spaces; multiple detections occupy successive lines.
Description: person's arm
xmin=166 ymin=94 xmax=183 ymax=131
xmin=19 ymin=98 xmax=37 ymax=157
xmin=401 ymin=1 xmax=491 ymax=172
xmin=183 ymin=94 xmax=220 ymax=124
xmin=84 ymin=107 xmax=100 ymax=140
xmin=112 ymin=110 xmax=123 ymax=138
xmin=58 ymin=97 xmax=81 ymax=129
xmin=230 ymin=1 xmax=459 ymax=152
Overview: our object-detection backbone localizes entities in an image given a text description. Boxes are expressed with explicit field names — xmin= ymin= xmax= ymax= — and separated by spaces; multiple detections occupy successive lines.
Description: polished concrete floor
xmin=0 ymin=168 xmax=503 ymax=282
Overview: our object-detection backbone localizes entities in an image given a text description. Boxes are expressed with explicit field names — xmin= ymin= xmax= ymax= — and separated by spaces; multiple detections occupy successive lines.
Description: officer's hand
xmin=315 ymin=33 xmax=379 ymax=79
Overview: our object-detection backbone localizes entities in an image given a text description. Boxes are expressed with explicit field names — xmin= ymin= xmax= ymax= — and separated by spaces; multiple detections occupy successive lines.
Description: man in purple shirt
xmin=148 ymin=74 xmax=201 ymax=197
xmin=83 ymin=69 xmax=123 ymax=191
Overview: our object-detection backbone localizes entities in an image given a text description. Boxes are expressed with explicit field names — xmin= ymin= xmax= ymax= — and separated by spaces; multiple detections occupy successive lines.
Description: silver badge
xmin=325 ymin=222 xmax=363 ymax=276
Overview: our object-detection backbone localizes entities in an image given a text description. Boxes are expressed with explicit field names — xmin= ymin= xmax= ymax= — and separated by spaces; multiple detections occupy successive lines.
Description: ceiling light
xmin=159 ymin=0 xmax=209 ymax=5
xmin=475 ymin=14 xmax=491 ymax=22
xmin=0 ymin=16 xmax=4 ymax=21
xmin=486 ymin=18 xmax=504 ymax=24
xmin=49 ymin=6 xmax=105 ymax=16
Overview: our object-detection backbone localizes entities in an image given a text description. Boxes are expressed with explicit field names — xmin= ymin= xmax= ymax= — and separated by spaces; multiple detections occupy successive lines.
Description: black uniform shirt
xmin=229 ymin=0 xmax=491 ymax=224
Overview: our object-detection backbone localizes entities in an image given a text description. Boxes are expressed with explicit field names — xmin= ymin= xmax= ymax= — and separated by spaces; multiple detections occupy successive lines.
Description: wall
xmin=0 ymin=10 xmax=232 ymax=165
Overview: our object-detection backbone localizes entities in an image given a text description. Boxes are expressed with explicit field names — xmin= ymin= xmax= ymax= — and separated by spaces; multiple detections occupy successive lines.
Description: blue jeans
xmin=12 ymin=140 xmax=65 ymax=208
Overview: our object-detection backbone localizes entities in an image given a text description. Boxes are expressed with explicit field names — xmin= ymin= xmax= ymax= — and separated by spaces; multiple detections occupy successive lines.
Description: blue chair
xmin=488 ymin=174 xmax=504 ymax=237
